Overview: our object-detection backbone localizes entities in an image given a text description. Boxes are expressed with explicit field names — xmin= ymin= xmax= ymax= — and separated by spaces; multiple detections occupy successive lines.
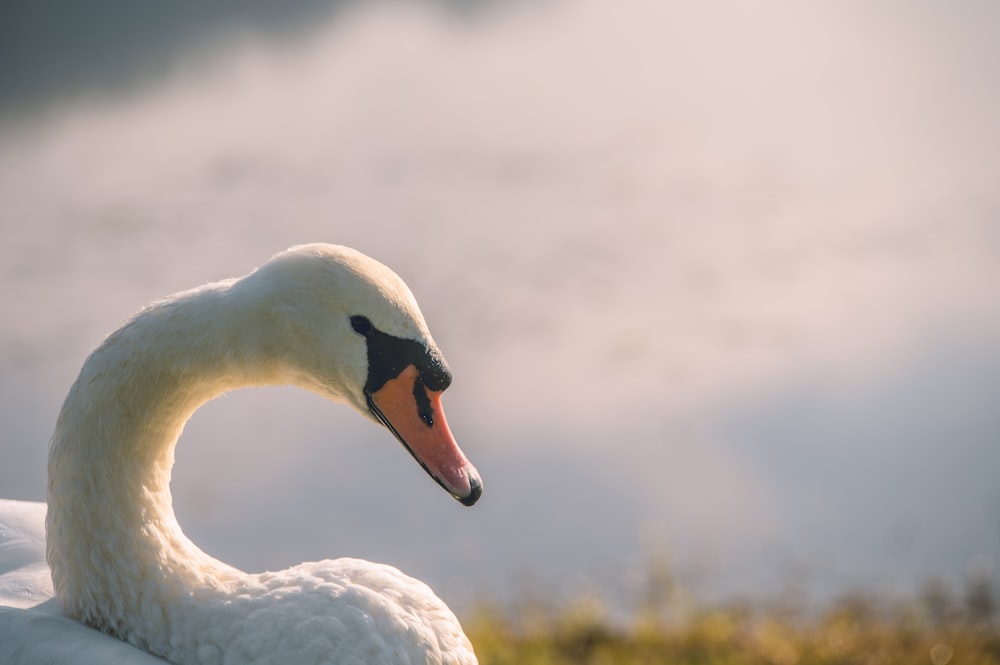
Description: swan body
xmin=4 ymin=244 xmax=482 ymax=664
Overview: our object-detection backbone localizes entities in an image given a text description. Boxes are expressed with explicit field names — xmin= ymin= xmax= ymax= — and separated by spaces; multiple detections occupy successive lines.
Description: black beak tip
xmin=458 ymin=474 xmax=483 ymax=507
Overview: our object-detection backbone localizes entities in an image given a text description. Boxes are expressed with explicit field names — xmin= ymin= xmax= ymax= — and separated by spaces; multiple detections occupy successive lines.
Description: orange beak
xmin=368 ymin=365 xmax=482 ymax=506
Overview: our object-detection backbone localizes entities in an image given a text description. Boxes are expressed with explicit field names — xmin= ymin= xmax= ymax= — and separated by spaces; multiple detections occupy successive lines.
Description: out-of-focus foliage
xmin=467 ymin=575 xmax=1000 ymax=665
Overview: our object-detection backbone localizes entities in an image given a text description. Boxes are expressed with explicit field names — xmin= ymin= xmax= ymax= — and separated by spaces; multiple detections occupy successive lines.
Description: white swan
xmin=0 ymin=244 xmax=482 ymax=665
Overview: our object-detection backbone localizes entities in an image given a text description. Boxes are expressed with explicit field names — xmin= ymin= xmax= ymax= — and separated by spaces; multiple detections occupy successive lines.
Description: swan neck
xmin=45 ymin=282 xmax=272 ymax=632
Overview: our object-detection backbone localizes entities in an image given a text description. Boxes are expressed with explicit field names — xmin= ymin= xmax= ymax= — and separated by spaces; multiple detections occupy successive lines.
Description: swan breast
xmin=180 ymin=559 xmax=475 ymax=665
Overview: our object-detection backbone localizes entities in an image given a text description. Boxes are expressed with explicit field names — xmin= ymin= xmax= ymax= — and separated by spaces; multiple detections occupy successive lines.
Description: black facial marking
xmin=351 ymin=316 xmax=452 ymax=396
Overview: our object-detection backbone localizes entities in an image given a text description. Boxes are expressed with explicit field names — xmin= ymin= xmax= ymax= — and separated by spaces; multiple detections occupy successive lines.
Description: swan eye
xmin=350 ymin=315 xmax=373 ymax=336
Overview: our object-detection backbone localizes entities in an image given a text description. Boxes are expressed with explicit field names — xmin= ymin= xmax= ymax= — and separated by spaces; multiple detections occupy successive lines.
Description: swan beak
xmin=368 ymin=365 xmax=482 ymax=506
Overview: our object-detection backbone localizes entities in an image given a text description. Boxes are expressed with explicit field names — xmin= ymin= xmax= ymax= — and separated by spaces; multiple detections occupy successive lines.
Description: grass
xmin=465 ymin=577 xmax=999 ymax=665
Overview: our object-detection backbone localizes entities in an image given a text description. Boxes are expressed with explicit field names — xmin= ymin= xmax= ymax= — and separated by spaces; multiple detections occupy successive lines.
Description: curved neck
xmin=45 ymin=281 xmax=284 ymax=631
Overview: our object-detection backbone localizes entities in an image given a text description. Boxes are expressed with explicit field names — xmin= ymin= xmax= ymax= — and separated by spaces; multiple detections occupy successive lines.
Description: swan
xmin=0 ymin=244 xmax=482 ymax=665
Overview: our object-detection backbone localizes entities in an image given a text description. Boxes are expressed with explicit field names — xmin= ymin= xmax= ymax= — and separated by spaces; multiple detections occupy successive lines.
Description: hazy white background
xmin=2 ymin=0 xmax=998 ymax=612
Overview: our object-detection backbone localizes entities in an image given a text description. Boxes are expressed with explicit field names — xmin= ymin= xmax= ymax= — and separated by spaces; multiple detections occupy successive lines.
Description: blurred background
xmin=1 ymin=0 xmax=998 ymax=617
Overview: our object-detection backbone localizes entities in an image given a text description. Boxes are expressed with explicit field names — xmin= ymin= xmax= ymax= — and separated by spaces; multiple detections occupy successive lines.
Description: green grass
xmin=466 ymin=586 xmax=999 ymax=665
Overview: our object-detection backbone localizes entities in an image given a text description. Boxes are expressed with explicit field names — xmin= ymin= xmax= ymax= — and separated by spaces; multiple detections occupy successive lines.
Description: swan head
xmin=235 ymin=243 xmax=482 ymax=506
